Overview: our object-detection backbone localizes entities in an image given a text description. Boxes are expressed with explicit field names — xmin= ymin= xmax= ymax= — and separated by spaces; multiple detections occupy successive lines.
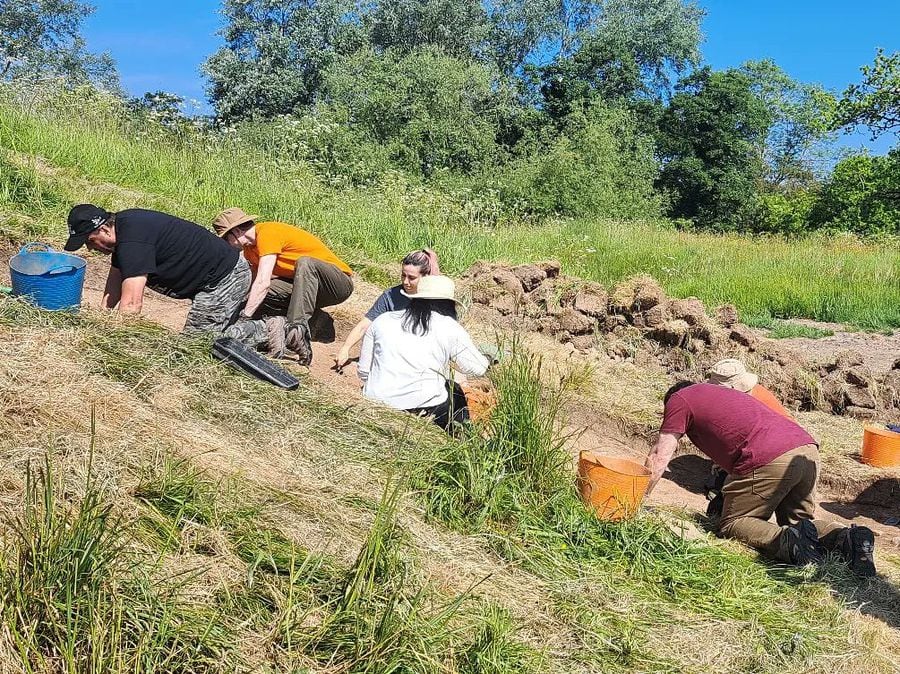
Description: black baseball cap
xmin=65 ymin=204 xmax=112 ymax=251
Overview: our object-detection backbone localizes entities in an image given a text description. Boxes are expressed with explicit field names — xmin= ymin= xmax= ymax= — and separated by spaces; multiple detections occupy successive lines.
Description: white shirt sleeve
xmin=449 ymin=323 xmax=489 ymax=377
xmin=358 ymin=322 xmax=374 ymax=382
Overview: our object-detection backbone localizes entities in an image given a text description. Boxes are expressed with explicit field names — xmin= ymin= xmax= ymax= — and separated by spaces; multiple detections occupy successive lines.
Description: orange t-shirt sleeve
xmin=254 ymin=223 xmax=288 ymax=258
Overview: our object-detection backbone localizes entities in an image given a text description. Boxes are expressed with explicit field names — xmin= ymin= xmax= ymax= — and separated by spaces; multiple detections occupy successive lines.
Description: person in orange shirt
xmin=214 ymin=207 xmax=353 ymax=365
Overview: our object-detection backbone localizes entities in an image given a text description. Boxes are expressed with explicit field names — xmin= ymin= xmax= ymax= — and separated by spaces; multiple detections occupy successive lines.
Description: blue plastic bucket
xmin=9 ymin=243 xmax=87 ymax=311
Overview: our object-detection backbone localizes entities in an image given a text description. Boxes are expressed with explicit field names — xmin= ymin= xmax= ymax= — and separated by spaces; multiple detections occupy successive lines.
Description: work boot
xmin=776 ymin=519 xmax=825 ymax=567
xmin=840 ymin=525 xmax=876 ymax=577
xmin=285 ymin=320 xmax=313 ymax=366
xmin=265 ymin=316 xmax=288 ymax=359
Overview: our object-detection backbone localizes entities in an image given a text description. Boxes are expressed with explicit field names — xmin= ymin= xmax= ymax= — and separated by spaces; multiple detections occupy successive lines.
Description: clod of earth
xmin=463 ymin=260 xmax=900 ymax=420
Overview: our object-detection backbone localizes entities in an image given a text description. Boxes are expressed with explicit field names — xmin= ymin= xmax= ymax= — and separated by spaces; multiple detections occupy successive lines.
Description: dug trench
xmin=6 ymin=249 xmax=896 ymax=548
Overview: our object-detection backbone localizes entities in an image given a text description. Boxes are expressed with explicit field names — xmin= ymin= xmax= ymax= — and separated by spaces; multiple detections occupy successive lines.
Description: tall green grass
xmin=0 ymin=454 xmax=233 ymax=672
xmin=415 ymin=350 xmax=886 ymax=671
xmin=1 ymin=88 xmax=898 ymax=329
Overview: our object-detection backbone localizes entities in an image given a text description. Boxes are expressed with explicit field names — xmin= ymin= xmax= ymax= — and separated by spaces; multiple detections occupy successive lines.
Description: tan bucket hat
xmin=213 ymin=207 xmax=259 ymax=238
xmin=401 ymin=275 xmax=459 ymax=303
xmin=707 ymin=358 xmax=758 ymax=392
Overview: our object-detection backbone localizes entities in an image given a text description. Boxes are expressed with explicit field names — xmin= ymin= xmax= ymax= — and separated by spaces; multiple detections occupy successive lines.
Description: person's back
xmin=113 ymin=208 xmax=237 ymax=299
xmin=243 ymin=220 xmax=351 ymax=278
xmin=661 ymin=383 xmax=815 ymax=474
xmin=361 ymin=311 xmax=487 ymax=410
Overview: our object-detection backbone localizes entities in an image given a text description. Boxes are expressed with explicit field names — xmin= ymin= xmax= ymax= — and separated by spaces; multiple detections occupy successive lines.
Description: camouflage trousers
xmin=182 ymin=257 xmax=251 ymax=336
xmin=224 ymin=316 xmax=269 ymax=349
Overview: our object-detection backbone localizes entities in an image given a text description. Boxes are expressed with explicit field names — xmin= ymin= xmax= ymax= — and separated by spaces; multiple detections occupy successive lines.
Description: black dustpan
xmin=211 ymin=337 xmax=300 ymax=390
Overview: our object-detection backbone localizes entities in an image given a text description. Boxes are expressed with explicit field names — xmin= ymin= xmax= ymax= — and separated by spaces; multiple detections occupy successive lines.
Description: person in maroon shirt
xmin=645 ymin=381 xmax=876 ymax=575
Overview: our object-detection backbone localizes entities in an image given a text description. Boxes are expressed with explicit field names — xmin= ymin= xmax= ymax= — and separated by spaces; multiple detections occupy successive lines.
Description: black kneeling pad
xmin=212 ymin=337 xmax=300 ymax=390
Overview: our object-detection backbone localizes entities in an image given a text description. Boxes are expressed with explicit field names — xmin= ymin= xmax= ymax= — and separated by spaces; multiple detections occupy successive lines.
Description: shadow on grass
xmin=766 ymin=560 xmax=900 ymax=632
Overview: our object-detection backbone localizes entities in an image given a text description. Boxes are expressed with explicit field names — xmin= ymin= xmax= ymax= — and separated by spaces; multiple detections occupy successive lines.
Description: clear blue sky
xmin=83 ymin=0 xmax=898 ymax=152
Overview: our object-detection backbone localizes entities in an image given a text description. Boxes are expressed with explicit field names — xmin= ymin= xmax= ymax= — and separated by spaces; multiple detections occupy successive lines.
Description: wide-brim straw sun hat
xmin=213 ymin=207 xmax=260 ymax=238
xmin=706 ymin=358 xmax=758 ymax=392
xmin=401 ymin=275 xmax=460 ymax=303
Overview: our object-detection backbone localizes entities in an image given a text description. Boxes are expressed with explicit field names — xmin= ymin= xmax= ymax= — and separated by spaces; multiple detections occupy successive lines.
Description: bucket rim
xmin=863 ymin=425 xmax=900 ymax=439
xmin=579 ymin=451 xmax=651 ymax=478
xmin=9 ymin=250 xmax=87 ymax=274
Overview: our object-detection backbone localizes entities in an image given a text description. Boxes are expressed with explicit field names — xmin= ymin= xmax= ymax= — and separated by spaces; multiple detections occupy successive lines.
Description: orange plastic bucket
xmin=461 ymin=381 xmax=497 ymax=423
xmin=578 ymin=451 xmax=650 ymax=521
xmin=861 ymin=425 xmax=900 ymax=468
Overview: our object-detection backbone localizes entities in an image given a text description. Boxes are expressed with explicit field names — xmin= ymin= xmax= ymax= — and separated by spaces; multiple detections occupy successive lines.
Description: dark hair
xmin=402 ymin=298 xmax=457 ymax=335
xmin=401 ymin=248 xmax=439 ymax=276
xmin=664 ymin=380 xmax=695 ymax=405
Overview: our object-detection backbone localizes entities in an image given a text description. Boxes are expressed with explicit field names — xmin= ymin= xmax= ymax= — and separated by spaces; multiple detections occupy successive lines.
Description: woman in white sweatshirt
xmin=357 ymin=275 xmax=489 ymax=432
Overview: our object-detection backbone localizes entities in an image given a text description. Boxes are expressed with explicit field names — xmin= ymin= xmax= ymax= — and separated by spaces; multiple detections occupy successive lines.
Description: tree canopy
xmin=0 ymin=0 xmax=117 ymax=88
xmin=834 ymin=49 xmax=900 ymax=140
xmin=656 ymin=67 xmax=771 ymax=230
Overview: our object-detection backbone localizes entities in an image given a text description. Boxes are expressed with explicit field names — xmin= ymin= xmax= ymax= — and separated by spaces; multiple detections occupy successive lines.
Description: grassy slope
xmin=1 ymin=300 xmax=899 ymax=673
xmin=0 ymin=96 xmax=898 ymax=330
xmin=1 ymin=144 xmax=900 ymax=671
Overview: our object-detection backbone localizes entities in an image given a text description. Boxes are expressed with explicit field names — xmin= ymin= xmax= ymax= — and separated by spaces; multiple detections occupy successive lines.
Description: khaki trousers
xmin=258 ymin=256 xmax=353 ymax=325
xmin=718 ymin=444 xmax=845 ymax=557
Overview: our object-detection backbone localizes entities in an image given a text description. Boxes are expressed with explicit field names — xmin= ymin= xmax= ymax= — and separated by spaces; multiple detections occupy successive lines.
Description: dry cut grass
xmin=0 ymin=299 xmax=899 ymax=672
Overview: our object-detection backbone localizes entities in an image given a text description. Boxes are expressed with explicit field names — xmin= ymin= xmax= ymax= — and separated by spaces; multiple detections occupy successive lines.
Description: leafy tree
xmin=203 ymin=0 xmax=364 ymax=122
xmin=499 ymin=101 xmax=661 ymax=217
xmin=487 ymin=0 xmax=560 ymax=77
xmin=0 ymin=0 xmax=117 ymax=88
xmin=537 ymin=37 xmax=643 ymax=121
xmin=367 ymin=0 xmax=489 ymax=59
xmin=526 ymin=0 xmax=702 ymax=130
xmin=322 ymin=46 xmax=509 ymax=176
xmin=741 ymin=60 xmax=837 ymax=188
xmin=656 ymin=67 xmax=771 ymax=230
xmin=834 ymin=49 xmax=900 ymax=139
xmin=808 ymin=151 xmax=900 ymax=236
xmin=594 ymin=0 xmax=704 ymax=93
xmin=505 ymin=0 xmax=703 ymax=85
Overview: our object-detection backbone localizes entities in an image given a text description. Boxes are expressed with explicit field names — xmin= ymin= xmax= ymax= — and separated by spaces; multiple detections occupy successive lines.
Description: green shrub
xmin=497 ymin=103 xmax=661 ymax=219
xmin=757 ymin=188 xmax=818 ymax=235
xmin=324 ymin=46 xmax=508 ymax=178
xmin=808 ymin=152 xmax=900 ymax=236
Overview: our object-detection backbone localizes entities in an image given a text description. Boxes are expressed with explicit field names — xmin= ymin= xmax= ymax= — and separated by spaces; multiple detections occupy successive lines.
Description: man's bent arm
xmin=102 ymin=266 xmax=123 ymax=309
xmin=119 ymin=275 xmax=147 ymax=314
xmin=645 ymin=432 xmax=681 ymax=494
xmin=242 ymin=254 xmax=277 ymax=317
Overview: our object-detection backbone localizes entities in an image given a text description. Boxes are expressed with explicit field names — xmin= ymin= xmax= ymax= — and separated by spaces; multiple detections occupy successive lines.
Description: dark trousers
xmin=258 ymin=257 xmax=353 ymax=325
xmin=406 ymin=382 xmax=470 ymax=433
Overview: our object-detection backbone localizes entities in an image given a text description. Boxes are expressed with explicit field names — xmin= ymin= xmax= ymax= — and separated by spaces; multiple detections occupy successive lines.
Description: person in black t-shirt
xmin=64 ymin=204 xmax=252 ymax=334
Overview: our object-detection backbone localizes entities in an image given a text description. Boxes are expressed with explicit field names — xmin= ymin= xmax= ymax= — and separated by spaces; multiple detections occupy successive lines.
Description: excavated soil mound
xmin=462 ymin=261 xmax=900 ymax=421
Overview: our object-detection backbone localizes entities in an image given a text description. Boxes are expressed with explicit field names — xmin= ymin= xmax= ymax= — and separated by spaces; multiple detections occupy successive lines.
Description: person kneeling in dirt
xmin=213 ymin=207 xmax=353 ymax=365
xmin=334 ymin=248 xmax=440 ymax=371
xmin=357 ymin=275 xmax=489 ymax=433
xmin=645 ymin=381 xmax=877 ymax=576
xmin=704 ymin=358 xmax=793 ymax=517
xmin=64 ymin=204 xmax=250 ymax=333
